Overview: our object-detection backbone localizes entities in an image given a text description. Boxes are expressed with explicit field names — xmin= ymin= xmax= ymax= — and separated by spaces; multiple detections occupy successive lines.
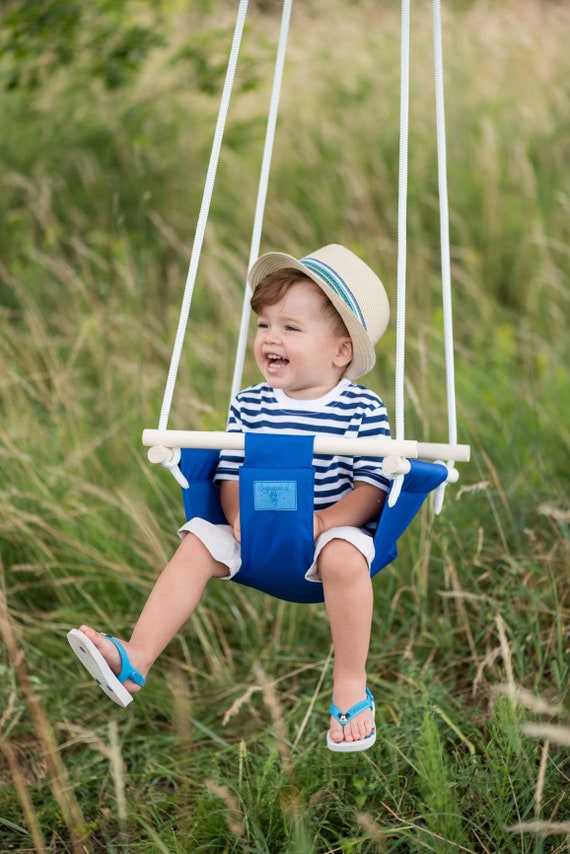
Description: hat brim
xmin=248 ymin=252 xmax=376 ymax=379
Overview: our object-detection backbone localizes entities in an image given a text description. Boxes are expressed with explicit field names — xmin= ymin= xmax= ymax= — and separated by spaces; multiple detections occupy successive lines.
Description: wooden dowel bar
xmin=142 ymin=429 xmax=470 ymax=463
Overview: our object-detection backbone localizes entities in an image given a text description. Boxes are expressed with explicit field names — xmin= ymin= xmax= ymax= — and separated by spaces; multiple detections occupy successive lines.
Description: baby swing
xmin=142 ymin=0 xmax=470 ymax=604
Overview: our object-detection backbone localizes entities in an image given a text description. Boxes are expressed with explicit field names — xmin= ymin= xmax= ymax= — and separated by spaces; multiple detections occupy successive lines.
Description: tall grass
xmin=1 ymin=0 xmax=569 ymax=851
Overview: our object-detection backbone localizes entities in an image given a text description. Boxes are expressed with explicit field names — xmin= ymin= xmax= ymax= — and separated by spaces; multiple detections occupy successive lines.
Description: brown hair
xmin=250 ymin=268 xmax=349 ymax=338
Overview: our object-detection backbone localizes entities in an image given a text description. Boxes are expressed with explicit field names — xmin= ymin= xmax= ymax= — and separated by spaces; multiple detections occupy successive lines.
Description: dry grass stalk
xmin=507 ymin=821 xmax=570 ymax=835
xmin=1 ymin=741 xmax=47 ymax=854
xmin=205 ymin=778 xmax=245 ymax=839
xmin=222 ymin=684 xmax=262 ymax=726
xmin=534 ymin=738 xmax=549 ymax=818
xmin=355 ymin=811 xmax=388 ymax=850
xmin=522 ymin=723 xmax=570 ymax=748
xmin=493 ymin=684 xmax=564 ymax=717
xmin=446 ymin=562 xmax=479 ymax=664
xmin=107 ymin=720 xmax=128 ymax=831
xmin=292 ymin=645 xmax=333 ymax=749
xmin=256 ymin=665 xmax=294 ymax=779
xmin=495 ymin=612 xmax=515 ymax=687
xmin=167 ymin=666 xmax=194 ymax=746
xmin=0 ymin=592 xmax=91 ymax=854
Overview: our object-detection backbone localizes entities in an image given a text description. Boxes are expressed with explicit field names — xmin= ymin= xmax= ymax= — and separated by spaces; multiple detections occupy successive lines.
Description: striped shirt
xmin=215 ymin=378 xmax=391 ymax=513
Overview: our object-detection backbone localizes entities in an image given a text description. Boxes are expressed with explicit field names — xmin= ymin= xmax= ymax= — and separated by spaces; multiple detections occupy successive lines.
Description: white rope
xmin=230 ymin=0 xmax=293 ymax=402
xmin=394 ymin=0 xmax=410 ymax=445
xmin=389 ymin=0 xmax=411 ymax=507
xmin=432 ymin=0 xmax=457 ymax=448
xmin=432 ymin=0 xmax=458 ymax=513
xmin=157 ymin=0 xmax=249 ymax=431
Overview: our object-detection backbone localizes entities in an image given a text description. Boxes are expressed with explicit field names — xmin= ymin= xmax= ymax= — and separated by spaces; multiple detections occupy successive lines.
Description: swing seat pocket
xmin=237 ymin=433 xmax=317 ymax=602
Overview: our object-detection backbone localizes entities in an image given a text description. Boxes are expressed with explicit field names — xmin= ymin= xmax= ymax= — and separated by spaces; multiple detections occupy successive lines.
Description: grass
xmin=1 ymin=0 xmax=569 ymax=851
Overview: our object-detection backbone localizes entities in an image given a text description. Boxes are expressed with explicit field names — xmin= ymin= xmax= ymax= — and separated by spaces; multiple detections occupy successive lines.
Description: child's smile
xmin=264 ymin=351 xmax=290 ymax=372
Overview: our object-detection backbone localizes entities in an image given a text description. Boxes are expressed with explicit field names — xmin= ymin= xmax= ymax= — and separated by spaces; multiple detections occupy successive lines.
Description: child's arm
xmin=220 ymin=480 xmax=241 ymax=541
xmin=313 ymin=482 xmax=386 ymax=540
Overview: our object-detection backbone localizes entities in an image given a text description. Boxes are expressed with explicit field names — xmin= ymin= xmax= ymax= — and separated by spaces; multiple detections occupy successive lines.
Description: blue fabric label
xmin=254 ymin=481 xmax=297 ymax=511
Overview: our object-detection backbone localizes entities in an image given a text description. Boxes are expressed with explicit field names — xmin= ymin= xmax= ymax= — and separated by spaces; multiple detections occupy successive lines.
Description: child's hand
xmin=233 ymin=513 xmax=241 ymax=542
xmin=313 ymin=512 xmax=326 ymax=541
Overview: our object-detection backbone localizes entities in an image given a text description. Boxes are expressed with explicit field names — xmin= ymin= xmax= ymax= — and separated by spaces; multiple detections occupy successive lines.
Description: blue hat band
xmin=301 ymin=257 xmax=367 ymax=331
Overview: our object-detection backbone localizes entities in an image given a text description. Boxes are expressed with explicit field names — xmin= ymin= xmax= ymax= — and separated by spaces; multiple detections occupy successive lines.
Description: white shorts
xmin=178 ymin=518 xmax=375 ymax=585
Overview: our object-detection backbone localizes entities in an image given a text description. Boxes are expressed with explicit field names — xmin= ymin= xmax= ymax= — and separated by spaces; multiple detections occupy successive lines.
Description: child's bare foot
xmin=328 ymin=682 xmax=376 ymax=750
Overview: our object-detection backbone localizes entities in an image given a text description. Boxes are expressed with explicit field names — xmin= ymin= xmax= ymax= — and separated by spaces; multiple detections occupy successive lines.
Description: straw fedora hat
xmin=248 ymin=244 xmax=389 ymax=380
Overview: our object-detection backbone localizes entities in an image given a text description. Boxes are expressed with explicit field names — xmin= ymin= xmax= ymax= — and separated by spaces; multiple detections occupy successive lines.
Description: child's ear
xmin=334 ymin=337 xmax=353 ymax=368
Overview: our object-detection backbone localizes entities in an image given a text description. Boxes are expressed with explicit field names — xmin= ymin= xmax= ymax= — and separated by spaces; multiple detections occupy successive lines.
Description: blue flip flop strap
xmin=105 ymin=635 xmax=146 ymax=688
xmin=329 ymin=687 xmax=374 ymax=727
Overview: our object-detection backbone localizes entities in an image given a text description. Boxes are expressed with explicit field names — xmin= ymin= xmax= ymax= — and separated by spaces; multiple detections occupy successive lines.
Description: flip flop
xmin=67 ymin=628 xmax=146 ymax=708
xmin=326 ymin=687 xmax=376 ymax=753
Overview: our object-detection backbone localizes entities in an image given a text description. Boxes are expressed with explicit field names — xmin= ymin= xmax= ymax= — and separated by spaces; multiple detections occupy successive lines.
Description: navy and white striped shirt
xmin=216 ymin=378 xmax=391 ymax=511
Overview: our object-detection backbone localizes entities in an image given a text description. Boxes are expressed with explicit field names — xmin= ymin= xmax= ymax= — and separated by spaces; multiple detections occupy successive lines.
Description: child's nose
xmin=264 ymin=326 xmax=281 ymax=343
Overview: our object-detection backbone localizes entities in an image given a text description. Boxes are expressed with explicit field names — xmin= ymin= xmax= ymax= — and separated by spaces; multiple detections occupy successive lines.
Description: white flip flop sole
xmin=327 ymin=725 xmax=376 ymax=752
xmin=67 ymin=629 xmax=133 ymax=707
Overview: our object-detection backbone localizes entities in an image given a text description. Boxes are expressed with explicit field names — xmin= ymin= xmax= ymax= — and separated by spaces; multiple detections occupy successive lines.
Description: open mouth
xmin=265 ymin=352 xmax=289 ymax=370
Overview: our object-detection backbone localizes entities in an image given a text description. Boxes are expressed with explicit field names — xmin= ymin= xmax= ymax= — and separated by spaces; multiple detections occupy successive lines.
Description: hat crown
xmin=301 ymin=244 xmax=389 ymax=348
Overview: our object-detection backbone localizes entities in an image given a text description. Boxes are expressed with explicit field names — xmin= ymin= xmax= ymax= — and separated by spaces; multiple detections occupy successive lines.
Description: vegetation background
xmin=0 ymin=0 xmax=568 ymax=851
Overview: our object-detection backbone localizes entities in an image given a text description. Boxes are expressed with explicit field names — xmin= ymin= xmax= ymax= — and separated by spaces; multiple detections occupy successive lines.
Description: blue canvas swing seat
xmin=143 ymin=0 xmax=469 ymax=604
xmin=178 ymin=435 xmax=448 ymax=604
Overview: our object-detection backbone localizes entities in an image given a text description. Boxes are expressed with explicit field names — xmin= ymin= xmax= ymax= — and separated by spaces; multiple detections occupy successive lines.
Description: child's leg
xmin=318 ymin=538 xmax=374 ymax=745
xmin=79 ymin=532 xmax=229 ymax=695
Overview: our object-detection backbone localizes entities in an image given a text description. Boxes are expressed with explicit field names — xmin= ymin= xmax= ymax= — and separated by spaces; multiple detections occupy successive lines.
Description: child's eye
xmin=285 ymin=324 xmax=300 ymax=332
xmin=257 ymin=320 xmax=269 ymax=329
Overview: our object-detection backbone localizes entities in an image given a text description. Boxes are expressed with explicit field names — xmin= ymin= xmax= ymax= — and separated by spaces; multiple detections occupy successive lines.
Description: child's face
xmin=253 ymin=280 xmax=352 ymax=399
